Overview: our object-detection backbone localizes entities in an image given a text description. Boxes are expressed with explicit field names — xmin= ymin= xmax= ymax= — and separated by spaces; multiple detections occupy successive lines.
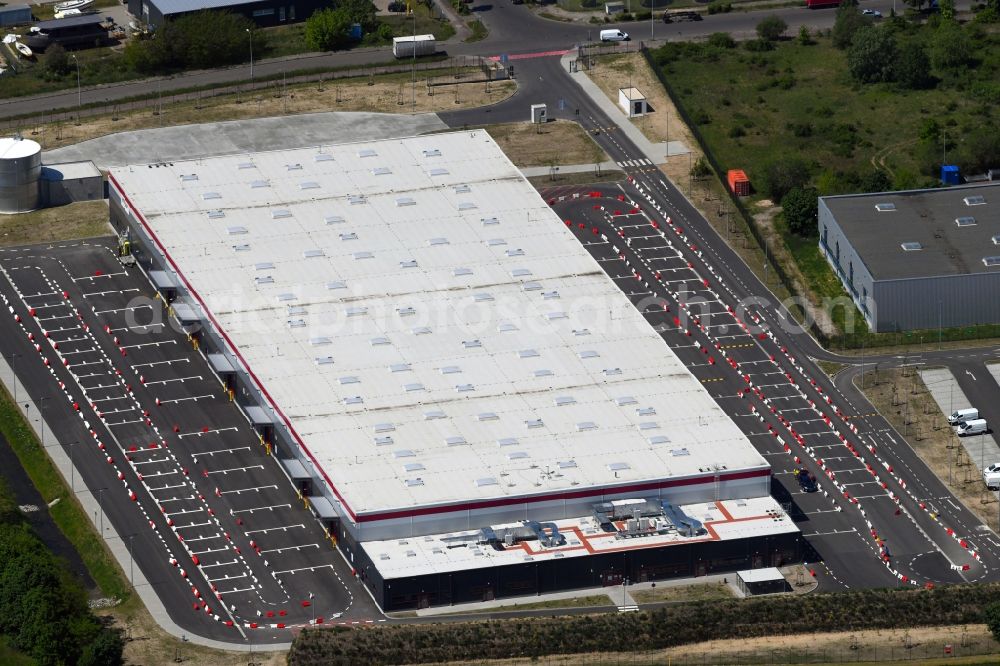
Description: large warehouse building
xmin=128 ymin=0 xmax=328 ymax=28
xmin=108 ymin=131 xmax=799 ymax=610
xmin=820 ymin=184 xmax=1000 ymax=333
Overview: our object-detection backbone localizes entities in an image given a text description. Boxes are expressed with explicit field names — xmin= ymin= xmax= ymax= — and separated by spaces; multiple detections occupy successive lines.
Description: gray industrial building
xmin=819 ymin=184 xmax=1000 ymax=333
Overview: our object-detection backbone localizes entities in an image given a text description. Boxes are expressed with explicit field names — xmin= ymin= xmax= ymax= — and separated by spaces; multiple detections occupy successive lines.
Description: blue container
xmin=350 ymin=23 xmax=362 ymax=40
xmin=941 ymin=165 xmax=960 ymax=185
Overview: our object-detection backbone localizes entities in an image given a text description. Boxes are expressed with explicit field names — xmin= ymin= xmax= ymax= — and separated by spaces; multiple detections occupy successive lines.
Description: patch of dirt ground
xmin=585 ymin=51 xmax=700 ymax=182
xmin=20 ymin=73 xmax=516 ymax=152
xmin=0 ymin=201 xmax=111 ymax=247
xmin=485 ymin=120 xmax=605 ymax=167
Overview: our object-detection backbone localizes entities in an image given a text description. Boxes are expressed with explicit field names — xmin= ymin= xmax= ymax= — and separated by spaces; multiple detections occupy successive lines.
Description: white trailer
xmin=392 ymin=34 xmax=436 ymax=58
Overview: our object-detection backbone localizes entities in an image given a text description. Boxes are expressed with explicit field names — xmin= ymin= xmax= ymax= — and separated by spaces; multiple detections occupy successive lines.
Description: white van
xmin=948 ymin=407 xmax=979 ymax=425
xmin=600 ymin=29 xmax=630 ymax=42
xmin=957 ymin=419 xmax=988 ymax=437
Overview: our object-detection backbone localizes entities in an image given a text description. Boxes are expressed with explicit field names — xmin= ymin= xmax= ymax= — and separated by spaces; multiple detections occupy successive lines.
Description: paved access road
xmin=0 ymin=0 xmax=909 ymax=121
xmin=0 ymin=241 xmax=381 ymax=645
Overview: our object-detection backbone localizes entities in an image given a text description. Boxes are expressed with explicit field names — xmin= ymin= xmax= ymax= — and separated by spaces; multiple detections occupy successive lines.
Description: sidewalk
xmin=0 ymin=355 xmax=285 ymax=651
xmin=519 ymin=160 xmax=619 ymax=177
xmin=560 ymin=50 xmax=688 ymax=164
xmin=919 ymin=367 xmax=1000 ymax=477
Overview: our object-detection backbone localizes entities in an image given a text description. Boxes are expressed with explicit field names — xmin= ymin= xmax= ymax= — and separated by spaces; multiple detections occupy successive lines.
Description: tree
xmin=756 ymin=15 xmax=787 ymax=41
xmin=859 ymin=169 xmax=892 ymax=193
xmin=986 ymin=602 xmax=1000 ymax=643
xmin=797 ymin=25 xmax=815 ymax=45
xmin=339 ymin=0 xmax=378 ymax=31
xmin=79 ymin=627 xmax=125 ymax=666
xmin=781 ymin=187 xmax=819 ymax=236
xmin=939 ymin=0 xmax=955 ymax=18
xmin=761 ymin=157 xmax=810 ymax=202
xmin=895 ymin=41 xmax=932 ymax=89
xmin=832 ymin=0 xmax=866 ymax=49
xmin=929 ymin=21 xmax=972 ymax=70
xmin=305 ymin=7 xmax=354 ymax=51
xmin=42 ymin=43 xmax=70 ymax=77
xmin=690 ymin=157 xmax=712 ymax=179
xmin=847 ymin=25 xmax=897 ymax=83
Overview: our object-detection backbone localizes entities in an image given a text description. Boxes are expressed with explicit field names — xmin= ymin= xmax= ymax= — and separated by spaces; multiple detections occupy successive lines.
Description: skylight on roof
xmin=577 ymin=421 xmax=598 ymax=431
xmin=207 ymin=210 xmax=225 ymax=219
xmin=233 ymin=244 xmax=251 ymax=251
xmin=340 ymin=232 xmax=358 ymax=241
xmin=477 ymin=412 xmax=498 ymax=421
xmin=400 ymin=259 xmax=418 ymax=268
xmin=507 ymin=451 xmax=529 ymax=460
xmin=374 ymin=423 xmax=395 ymax=433
xmin=303 ymin=249 xmax=324 ymax=258
xmin=325 ymin=215 xmax=345 ymax=225
xmin=964 ymin=195 xmax=986 ymax=206
xmin=441 ymin=366 xmax=461 ymax=374
xmin=474 ymin=293 xmax=494 ymax=302
xmin=314 ymin=153 xmax=334 ymax=162
xmin=578 ymin=350 xmax=600 ymax=359
xmin=404 ymin=478 xmax=425 ymax=488
xmin=522 ymin=282 xmax=542 ymax=291
xmin=901 ymin=242 xmax=922 ymax=252
xmin=358 ymin=149 xmax=377 ymax=158
xmin=428 ymin=237 xmax=449 ymax=246
xmin=390 ymin=363 xmax=411 ymax=372
xmin=286 ymin=163 xmax=303 ymax=171
xmin=648 ymin=435 xmax=670 ymax=445
xmin=424 ymin=410 xmax=446 ymax=420
xmin=458 ymin=202 xmax=477 ymax=210
xmin=481 ymin=216 xmax=499 ymax=226
xmin=370 ymin=336 xmax=390 ymax=346
xmin=254 ymin=275 xmax=273 ymax=285
xmin=557 ymin=460 xmax=577 ymax=469
xmin=453 ymin=268 xmax=473 ymax=277
xmin=339 ymin=375 xmax=359 ymax=384
xmin=525 ymin=419 xmax=544 ymax=429
xmin=554 ymin=396 xmax=576 ymax=407
xmin=238 ymin=162 xmax=255 ymax=169
xmin=423 ymin=149 xmax=441 ymax=157
xmin=227 ymin=226 xmax=248 ymax=235
xmin=455 ymin=184 xmax=471 ymax=194
xmin=445 ymin=436 xmax=467 ymax=446
xmin=393 ymin=449 xmax=415 ymax=458
xmin=271 ymin=209 xmax=292 ymax=219
xmin=250 ymin=180 xmax=269 ymax=189
xmin=344 ymin=396 xmax=363 ymax=405
xmin=875 ymin=202 xmax=896 ymax=212
xmin=180 ymin=173 xmax=198 ymax=182
xmin=497 ymin=437 xmax=518 ymax=447
xmin=518 ymin=349 xmax=539 ymax=359
xmin=984 ymin=256 xmax=1000 ymax=267
xmin=476 ymin=477 xmax=498 ymax=487
xmin=429 ymin=168 xmax=449 ymax=176
xmin=506 ymin=248 xmax=525 ymax=257
xmin=353 ymin=251 xmax=374 ymax=260
xmin=955 ymin=216 xmax=977 ymax=227
xmin=372 ymin=167 xmax=391 ymax=176
xmin=255 ymin=261 xmax=274 ymax=271
xmin=412 ymin=326 xmax=432 ymax=335
xmin=456 ymin=383 xmax=475 ymax=392
xmin=375 ymin=435 xmax=393 ymax=446
xmin=607 ymin=462 xmax=630 ymax=471
xmin=315 ymin=356 xmax=334 ymax=365
xmin=487 ymin=238 xmax=506 ymax=246
xmin=533 ymin=369 xmax=553 ymax=377
xmin=463 ymin=339 xmax=482 ymax=349
xmin=993 ymin=234 xmax=1000 ymax=245
xmin=348 ymin=194 xmax=366 ymax=205
xmin=396 ymin=197 xmax=416 ymax=207
xmin=511 ymin=268 xmax=532 ymax=277
xmin=403 ymin=463 xmax=425 ymax=473
xmin=404 ymin=383 xmax=425 ymax=392
xmin=327 ymin=280 xmax=346 ymax=290
xmin=300 ymin=181 xmax=320 ymax=190
xmin=202 ymin=192 xmax=221 ymax=200
xmin=616 ymin=396 xmax=638 ymax=406
xmin=310 ymin=337 xmax=331 ymax=346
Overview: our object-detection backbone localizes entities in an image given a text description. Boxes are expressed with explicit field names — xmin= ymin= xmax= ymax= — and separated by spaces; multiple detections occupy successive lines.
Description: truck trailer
xmin=392 ymin=34 xmax=436 ymax=58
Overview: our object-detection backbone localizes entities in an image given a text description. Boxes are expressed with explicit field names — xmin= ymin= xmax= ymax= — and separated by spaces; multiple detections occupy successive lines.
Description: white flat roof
xmin=365 ymin=496 xmax=797 ymax=579
xmin=619 ymin=88 xmax=645 ymax=100
xmin=109 ymin=131 xmax=768 ymax=521
xmin=737 ymin=567 xmax=784 ymax=583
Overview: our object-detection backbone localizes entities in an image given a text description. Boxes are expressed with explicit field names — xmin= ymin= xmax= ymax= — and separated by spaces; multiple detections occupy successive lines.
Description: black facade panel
xmin=373 ymin=534 xmax=803 ymax=612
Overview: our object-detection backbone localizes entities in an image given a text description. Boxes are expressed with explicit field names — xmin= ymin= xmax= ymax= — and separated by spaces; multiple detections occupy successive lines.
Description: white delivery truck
xmin=948 ymin=407 xmax=979 ymax=425
xmin=957 ymin=419 xmax=988 ymax=437
xmin=393 ymin=34 xmax=436 ymax=58
xmin=600 ymin=29 xmax=630 ymax=42
xmin=984 ymin=463 xmax=1000 ymax=490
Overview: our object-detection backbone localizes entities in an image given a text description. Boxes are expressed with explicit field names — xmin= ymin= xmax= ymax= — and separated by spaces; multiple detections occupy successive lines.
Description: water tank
xmin=0 ymin=137 xmax=42 ymax=214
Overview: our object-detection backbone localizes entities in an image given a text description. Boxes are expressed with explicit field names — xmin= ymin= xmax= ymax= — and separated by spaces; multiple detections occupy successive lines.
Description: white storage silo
xmin=0 ymin=136 xmax=42 ymax=214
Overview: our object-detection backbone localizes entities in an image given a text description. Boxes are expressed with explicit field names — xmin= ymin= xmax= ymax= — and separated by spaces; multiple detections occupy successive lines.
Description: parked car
xmin=794 ymin=468 xmax=818 ymax=493
xmin=949 ymin=408 xmax=979 ymax=425
xmin=958 ymin=419 xmax=988 ymax=437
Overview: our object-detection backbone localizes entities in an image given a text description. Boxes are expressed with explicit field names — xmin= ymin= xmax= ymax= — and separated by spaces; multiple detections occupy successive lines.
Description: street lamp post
xmin=246 ymin=28 xmax=254 ymax=91
xmin=70 ymin=441 xmax=77 ymax=493
xmin=129 ymin=535 xmax=135 ymax=589
xmin=97 ymin=488 xmax=105 ymax=535
xmin=71 ymin=54 xmax=81 ymax=121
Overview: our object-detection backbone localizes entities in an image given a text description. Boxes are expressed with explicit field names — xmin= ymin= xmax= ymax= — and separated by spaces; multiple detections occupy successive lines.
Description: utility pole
xmin=246 ymin=27 xmax=254 ymax=91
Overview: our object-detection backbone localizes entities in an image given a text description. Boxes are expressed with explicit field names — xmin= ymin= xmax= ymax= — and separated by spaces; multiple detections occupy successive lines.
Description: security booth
xmin=618 ymin=88 xmax=648 ymax=118
xmin=736 ymin=567 xmax=788 ymax=596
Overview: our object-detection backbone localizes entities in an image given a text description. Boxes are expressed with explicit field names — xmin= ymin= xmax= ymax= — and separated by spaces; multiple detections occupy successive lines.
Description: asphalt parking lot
xmin=0 ymin=240 xmax=378 ymax=643
xmin=544 ymin=183 xmax=984 ymax=590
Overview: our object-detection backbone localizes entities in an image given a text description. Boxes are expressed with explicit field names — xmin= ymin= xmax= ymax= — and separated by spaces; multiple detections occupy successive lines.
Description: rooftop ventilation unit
xmin=477 ymin=521 xmax=564 ymax=549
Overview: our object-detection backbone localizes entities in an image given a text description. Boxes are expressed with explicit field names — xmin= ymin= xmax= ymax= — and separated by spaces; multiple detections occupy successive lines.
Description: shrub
xmin=635 ymin=10 xmax=652 ymax=19
xmin=756 ymin=15 xmax=787 ymax=41
xmin=707 ymin=32 xmax=736 ymax=48
xmin=761 ymin=156 xmax=810 ymax=201
xmin=707 ymin=0 xmax=732 ymax=14
xmin=387 ymin=0 xmax=406 ymax=10
xmin=728 ymin=125 xmax=746 ymax=138
xmin=582 ymin=0 xmax=599 ymax=7
xmin=615 ymin=11 xmax=634 ymax=20
xmin=744 ymin=38 xmax=774 ymax=52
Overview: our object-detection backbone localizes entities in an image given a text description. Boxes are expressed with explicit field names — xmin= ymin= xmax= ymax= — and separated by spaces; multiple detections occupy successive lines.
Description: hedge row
xmin=288 ymin=585 xmax=1000 ymax=665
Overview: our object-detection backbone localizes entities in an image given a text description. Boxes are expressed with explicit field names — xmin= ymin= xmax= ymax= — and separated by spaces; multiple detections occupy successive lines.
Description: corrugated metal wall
xmin=818 ymin=199 xmax=877 ymax=331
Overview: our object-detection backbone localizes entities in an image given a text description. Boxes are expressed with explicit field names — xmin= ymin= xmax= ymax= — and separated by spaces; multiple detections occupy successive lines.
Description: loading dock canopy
xmin=171 ymin=302 xmax=199 ymax=324
xmin=244 ymin=405 xmax=273 ymax=426
xmin=281 ymin=458 xmax=309 ymax=479
xmin=207 ymin=353 xmax=235 ymax=374
xmin=309 ymin=495 xmax=338 ymax=520
xmin=149 ymin=270 xmax=176 ymax=290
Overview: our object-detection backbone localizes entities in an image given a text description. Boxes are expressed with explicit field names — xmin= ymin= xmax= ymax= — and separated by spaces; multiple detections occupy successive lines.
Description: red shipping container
xmin=727 ymin=169 xmax=750 ymax=197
